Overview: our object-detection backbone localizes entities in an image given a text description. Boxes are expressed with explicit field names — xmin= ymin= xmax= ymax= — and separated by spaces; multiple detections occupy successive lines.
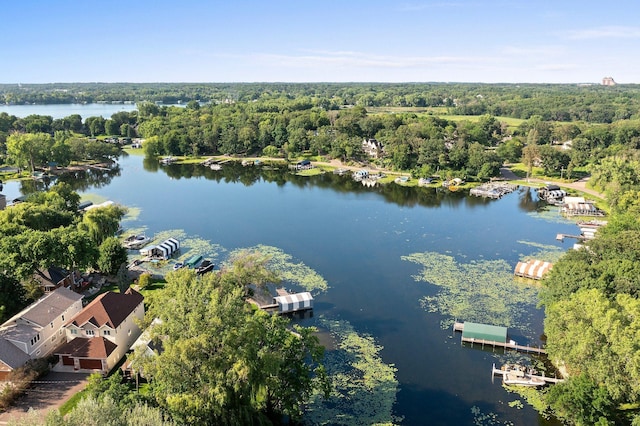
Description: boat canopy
xmin=145 ymin=238 xmax=180 ymax=260
xmin=514 ymin=260 xmax=553 ymax=280
xmin=185 ymin=255 xmax=203 ymax=268
xmin=461 ymin=322 xmax=507 ymax=343
xmin=274 ymin=292 xmax=314 ymax=313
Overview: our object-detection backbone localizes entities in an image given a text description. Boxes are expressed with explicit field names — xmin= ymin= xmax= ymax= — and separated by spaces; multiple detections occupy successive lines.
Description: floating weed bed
xmin=471 ymin=406 xmax=515 ymax=426
xmin=227 ymin=245 xmax=328 ymax=293
xmin=305 ymin=317 xmax=400 ymax=426
xmin=402 ymin=252 xmax=539 ymax=329
xmin=121 ymin=206 xmax=142 ymax=222
xmin=525 ymin=206 xmax=573 ymax=224
xmin=517 ymin=240 xmax=565 ymax=263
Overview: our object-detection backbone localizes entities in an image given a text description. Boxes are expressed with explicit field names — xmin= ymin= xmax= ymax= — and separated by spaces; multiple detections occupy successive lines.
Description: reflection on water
xmin=6 ymin=154 xmax=575 ymax=425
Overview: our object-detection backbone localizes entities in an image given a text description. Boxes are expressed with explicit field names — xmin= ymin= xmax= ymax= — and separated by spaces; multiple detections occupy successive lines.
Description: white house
xmin=362 ymin=138 xmax=384 ymax=158
xmin=54 ymin=288 xmax=144 ymax=373
xmin=0 ymin=287 xmax=84 ymax=380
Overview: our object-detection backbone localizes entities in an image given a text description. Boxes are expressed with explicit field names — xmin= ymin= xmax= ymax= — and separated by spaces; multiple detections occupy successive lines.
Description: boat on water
xmin=123 ymin=234 xmax=152 ymax=249
xmin=501 ymin=364 xmax=546 ymax=387
xmin=196 ymin=260 xmax=215 ymax=275
xmin=210 ymin=164 xmax=222 ymax=170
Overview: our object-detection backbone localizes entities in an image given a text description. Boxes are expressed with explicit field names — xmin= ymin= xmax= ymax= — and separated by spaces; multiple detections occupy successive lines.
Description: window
xmin=103 ymin=330 xmax=111 ymax=336
xmin=30 ymin=334 xmax=41 ymax=346
xmin=62 ymin=315 xmax=65 ymax=321
xmin=86 ymin=330 xmax=95 ymax=336
xmin=50 ymin=322 xmax=54 ymax=328
xmin=128 ymin=329 xmax=131 ymax=336
xmin=51 ymin=335 xmax=56 ymax=342
xmin=71 ymin=329 xmax=78 ymax=335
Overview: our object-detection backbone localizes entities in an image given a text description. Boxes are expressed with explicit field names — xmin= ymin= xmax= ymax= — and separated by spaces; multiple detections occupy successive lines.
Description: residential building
xmin=33 ymin=266 xmax=82 ymax=292
xmin=0 ymin=287 xmax=84 ymax=379
xmin=602 ymin=76 xmax=616 ymax=86
xmin=55 ymin=288 xmax=144 ymax=373
xmin=362 ymin=138 xmax=384 ymax=158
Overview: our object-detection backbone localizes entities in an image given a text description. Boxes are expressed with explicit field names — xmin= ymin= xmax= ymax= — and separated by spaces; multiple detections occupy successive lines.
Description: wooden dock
xmin=492 ymin=363 xmax=563 ymax=384
xmin=453 ymin=322 xmax=547 ymax=355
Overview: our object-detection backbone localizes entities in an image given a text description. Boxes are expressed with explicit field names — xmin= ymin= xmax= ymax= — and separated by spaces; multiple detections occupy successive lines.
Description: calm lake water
xmin=0 ymin=103 xmax=140 ymax=119
xmin=2 ymin=152 xmax=576 ymax=425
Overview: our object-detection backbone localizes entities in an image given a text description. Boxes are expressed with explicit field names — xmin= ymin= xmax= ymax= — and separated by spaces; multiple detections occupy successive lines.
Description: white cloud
xmin=566 ymin=26 xmax=640 ymax=40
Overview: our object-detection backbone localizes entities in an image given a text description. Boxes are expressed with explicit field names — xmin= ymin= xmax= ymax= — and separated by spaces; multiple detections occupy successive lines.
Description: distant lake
xmin=2 ymin=149 xmax=575 ymax=424
xmin=0 ymin=103 xmax=183 ymax=119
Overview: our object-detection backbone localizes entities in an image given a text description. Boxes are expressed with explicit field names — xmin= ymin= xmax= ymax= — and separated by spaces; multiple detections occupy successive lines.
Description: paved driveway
xmin=0 ymin=372 xmax=89 ymax=424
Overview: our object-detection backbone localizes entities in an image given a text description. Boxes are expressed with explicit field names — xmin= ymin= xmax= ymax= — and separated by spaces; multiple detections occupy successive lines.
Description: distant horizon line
xmin=0 ymin=80 xmax=634 ymax=86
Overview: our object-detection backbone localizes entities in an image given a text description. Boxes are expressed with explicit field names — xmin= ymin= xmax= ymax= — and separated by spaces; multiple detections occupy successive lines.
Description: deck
xmin=491 ymin=363 xmax=563 ymax=384
xmin=453 ymin=322 xmax=547 ymax=355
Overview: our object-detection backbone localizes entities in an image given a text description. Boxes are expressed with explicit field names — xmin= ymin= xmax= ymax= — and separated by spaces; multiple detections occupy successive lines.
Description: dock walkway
xmin=453 ymin=322 xmax=547 ymax=355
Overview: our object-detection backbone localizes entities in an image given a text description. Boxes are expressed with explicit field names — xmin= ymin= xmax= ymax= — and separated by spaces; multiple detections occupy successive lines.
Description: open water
xmin=1 ymin=128 xmax=576 ymax=425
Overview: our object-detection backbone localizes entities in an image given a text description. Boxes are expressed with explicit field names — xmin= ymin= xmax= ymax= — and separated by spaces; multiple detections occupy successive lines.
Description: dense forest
xmin=2 ymin=83 xmax=640 ymax=424
xmin=3 ymin=89 xmax=640 ymax=182
xmin=3 ymin=82 xmax=640 ymax=123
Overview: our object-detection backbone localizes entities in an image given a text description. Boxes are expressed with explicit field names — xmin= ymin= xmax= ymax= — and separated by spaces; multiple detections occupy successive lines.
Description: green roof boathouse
xmin=453 ymin=321 xmax=546 ymax=354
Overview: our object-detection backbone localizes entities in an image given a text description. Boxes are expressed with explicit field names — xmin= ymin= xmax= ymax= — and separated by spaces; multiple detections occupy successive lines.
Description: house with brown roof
xmin=54 ymin=288 xmax=144 ymax=373
xmin=0 ymin=287 xmax=84 ymax=380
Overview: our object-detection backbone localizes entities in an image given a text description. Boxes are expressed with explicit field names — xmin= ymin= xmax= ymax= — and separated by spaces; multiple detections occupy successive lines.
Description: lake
xmin=2 ymin=155 xmax=575 ymax=425
xmin=0 ymin=103 xmax=139 ymax=119
xmin=0 ymin=102 xmax=188 ymax=119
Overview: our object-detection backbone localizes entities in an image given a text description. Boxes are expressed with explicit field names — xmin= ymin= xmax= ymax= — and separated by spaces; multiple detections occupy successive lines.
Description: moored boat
xmin=501 ymin=364 xmax=545 ymax=387
xmin=123 ymin=234 xmax=152 ymax=249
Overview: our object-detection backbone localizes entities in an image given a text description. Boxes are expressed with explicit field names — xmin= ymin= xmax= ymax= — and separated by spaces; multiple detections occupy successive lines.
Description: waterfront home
xmin=33 ymin=266 xmax=83 ymax=293
xmin=54 ymin=288 xmax=144 ymax=373
xmin=0 ymin=287 xmax=84 ymax=379
xmin=362 ymin=138 xmax=384 ymax=158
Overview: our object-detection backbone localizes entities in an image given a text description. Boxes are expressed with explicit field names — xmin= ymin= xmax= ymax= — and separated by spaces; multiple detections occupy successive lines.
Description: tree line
xmin=3 ymin=82 xmax=640 ymax=123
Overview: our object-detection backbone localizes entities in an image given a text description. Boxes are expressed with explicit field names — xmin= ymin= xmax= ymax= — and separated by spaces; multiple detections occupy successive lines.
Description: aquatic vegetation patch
xmin=305 ymin=317 xmax=400 ymax=426
xmin=470 ymin=406 xmax=514 ymax=426
xmin=402 ymin=252 xmax=539 ymax=329
xmin=121 ymin=206 xmax=142 ymax=222
xmin=517 ymin=240 xmax=565 ymax=264
xmin=525 ymin=207 xmax=574 ymax=224
xmin=227 ymin=245 xmax=328 ymax=293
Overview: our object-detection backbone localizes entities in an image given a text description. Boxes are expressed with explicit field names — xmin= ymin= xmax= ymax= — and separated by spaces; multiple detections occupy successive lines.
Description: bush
xmin=137 ymin=273 xmax=152 ymax=290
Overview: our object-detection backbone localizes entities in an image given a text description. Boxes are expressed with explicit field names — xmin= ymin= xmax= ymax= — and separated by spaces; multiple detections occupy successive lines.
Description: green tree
xmin=6 ymin=132 xmax=54 ymax=173
xmin=78 ymin=204 xmax=126 ymax=245
xmin=262 ymin=145 xmax=280 ymax=158
xmin=97 ymin=237 xmax=128 ymax=276
xmin=0 ymin=274 xmax=27 ymax=322
xmin=546 ymin=373 xmax=616 ymax=426
xmin=138 ymin=260 xmax=328 ymax=425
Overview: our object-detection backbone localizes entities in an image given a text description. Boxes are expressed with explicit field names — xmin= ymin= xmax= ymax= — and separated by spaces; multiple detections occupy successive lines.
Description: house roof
xmin=66 ymin=288 xmax=143 ymax=329
xmin=20 ymin=287 xmax=84 ymax=327
xmin=0 ymin=323 xmax=39 ymax=345
xmin=55 ymin=337 xmax=117 ymax=359
xmin=33 ymin=266 xmax=71 ymax=288
xmin=0 ymin=338 xmax=30 ymax=369
xmin=1 ymin=286 xmax=83 ymax=330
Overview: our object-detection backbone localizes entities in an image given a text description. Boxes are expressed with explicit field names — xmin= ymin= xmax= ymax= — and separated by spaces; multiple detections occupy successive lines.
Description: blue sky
xmin=2 ymin=0 xmax=639 ymax=84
